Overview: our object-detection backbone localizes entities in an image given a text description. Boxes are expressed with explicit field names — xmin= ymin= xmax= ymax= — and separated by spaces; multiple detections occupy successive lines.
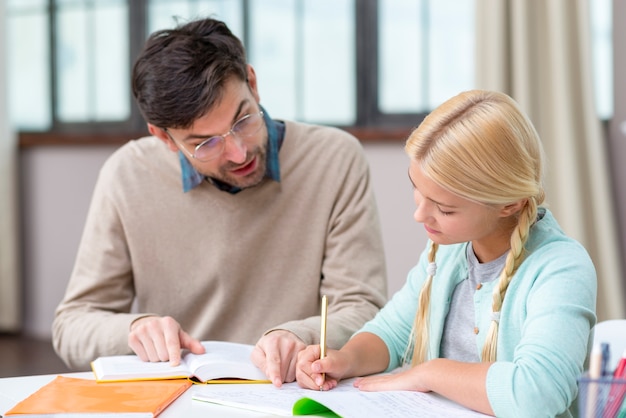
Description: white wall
xmin=19 ymin=143 xmax=426 ymax=338
xmin=20 ymin=146 xmax=117 ymax=337
xmin=363 ymin=143 xmax=428 ymax=293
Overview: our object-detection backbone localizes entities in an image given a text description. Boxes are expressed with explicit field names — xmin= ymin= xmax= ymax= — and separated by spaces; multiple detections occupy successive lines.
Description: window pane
xmin=378 ymin=0 xmax=425 ymax=113
xmin=428 ymin=0 xmax=474 ymax=107
xmin=55 ymin=0 xmax=129 ymax=122
xmin=93 ymin=3 xmax=129 ymax=120
xmin=301 ymin=0 xmax=354 ymax=124
xmin=378 ymin=0 xmax=474 ymax=113
xmin=249 ymin=0 xmax=354 ymax=124
xmin=248 ymin=0 xmax=297 ymax=121
xmin=590 ymin=0 xmax=612 ymax=120
xmin=7 ymin=0 xmax=51 ymax=130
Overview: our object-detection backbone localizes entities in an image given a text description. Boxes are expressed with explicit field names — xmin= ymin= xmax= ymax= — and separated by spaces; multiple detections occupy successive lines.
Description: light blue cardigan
xmin=359 ymin=208 xmax=597 ymax=418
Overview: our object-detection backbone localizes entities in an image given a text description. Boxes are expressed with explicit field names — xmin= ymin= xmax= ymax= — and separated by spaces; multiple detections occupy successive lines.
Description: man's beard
xmin=213 ymin=143 xmax=267 ymax=190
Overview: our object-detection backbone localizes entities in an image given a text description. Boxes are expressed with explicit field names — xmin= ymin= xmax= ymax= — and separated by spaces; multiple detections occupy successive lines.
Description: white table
xmin=0 ymin=372 xmax=487 ymax=417
xmin=0 ymin=372 xmax=273 ymax=417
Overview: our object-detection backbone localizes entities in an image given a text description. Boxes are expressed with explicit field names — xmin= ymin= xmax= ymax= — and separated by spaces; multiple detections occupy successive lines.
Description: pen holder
xmin=578 ymin=373 xmax=626 ymax=418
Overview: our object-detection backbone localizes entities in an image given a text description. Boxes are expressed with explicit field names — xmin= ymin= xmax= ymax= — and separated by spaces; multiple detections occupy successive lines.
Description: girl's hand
xmin=295 ymin=344 xmax=349 ymax=391
xmin=354 ymin=366 xmax=428 ymax=392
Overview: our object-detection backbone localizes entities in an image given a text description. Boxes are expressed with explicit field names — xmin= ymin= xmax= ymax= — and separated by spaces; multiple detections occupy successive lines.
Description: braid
xmin=481 ymin=198 xmax=537 ymax=361
xmin=406 ymin=242 xmax=439 ymax=366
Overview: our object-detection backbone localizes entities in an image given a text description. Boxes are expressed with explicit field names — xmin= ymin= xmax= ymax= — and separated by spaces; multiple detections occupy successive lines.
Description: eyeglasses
xmin=165 ymin=111 xmax=265 ymax=162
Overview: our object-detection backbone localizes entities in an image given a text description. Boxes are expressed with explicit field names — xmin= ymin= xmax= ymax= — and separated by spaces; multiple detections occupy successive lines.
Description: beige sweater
xmin=53 ymin=121 xmax=388 ymax=370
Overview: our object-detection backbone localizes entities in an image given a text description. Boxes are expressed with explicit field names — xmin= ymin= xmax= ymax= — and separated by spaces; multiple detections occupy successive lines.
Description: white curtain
xmin=475 ymin=0 xmax=624 ymax=321
xmin=0 ymin=1 xmax=20 ymax=331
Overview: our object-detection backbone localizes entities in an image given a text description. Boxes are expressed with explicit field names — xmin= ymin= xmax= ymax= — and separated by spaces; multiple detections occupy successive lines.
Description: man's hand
xmin=250 ymin=330 xmax=306 ymax=387
xmin=128 ymin=316 xmax=205 ymax=366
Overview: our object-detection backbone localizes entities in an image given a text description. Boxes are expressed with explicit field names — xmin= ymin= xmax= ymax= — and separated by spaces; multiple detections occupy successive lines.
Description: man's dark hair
xmin=132 ymin=18 xmax=248 ymax=129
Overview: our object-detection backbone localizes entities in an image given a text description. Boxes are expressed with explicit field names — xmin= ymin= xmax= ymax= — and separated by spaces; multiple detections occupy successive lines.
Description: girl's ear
xmin=500 ymin=199 xmax=527 ymax=217
xmin=148 ymin=123 xmax=179 ymax=153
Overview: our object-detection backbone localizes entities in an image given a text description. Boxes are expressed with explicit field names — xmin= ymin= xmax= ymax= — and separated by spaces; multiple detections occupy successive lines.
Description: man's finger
xmin=179 ymin=331 xmax=205 ymax=354
xmin=254 ymin=345 xmax=283 ymax=387
xmin=162 ymin=333 xmax=182 ymax=366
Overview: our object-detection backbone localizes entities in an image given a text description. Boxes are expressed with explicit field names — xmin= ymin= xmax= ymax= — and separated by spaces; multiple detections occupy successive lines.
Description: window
xmin=7 ymin=0 xmax=50 ymax=130
xmin=7 ymin=0 xmax=477 ymax=138
xmin=55 ymin=0 xmax=129 ymax=123
xmin=378 ymin=0 xmax=474 ymax=115
xmin=590 ymin=0 xmax=612 ymax=120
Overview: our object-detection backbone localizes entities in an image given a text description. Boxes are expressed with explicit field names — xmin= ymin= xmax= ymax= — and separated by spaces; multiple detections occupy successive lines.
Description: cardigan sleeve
xmin=486 ymin=239 xmax=597 ymax=418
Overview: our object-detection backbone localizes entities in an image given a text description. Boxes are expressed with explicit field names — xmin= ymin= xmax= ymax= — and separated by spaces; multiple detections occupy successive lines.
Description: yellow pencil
xmin=319 ymin=295 xmax=328 ymax=391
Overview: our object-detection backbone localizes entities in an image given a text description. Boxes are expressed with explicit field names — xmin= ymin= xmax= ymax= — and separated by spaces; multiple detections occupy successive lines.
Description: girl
xmin=295 ymin=90 xmax=597 ymax=417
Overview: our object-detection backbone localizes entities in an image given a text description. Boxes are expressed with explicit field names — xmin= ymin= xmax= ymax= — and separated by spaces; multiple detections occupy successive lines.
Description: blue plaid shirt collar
xmin=178 ymin=107 xmax=284 ymax=193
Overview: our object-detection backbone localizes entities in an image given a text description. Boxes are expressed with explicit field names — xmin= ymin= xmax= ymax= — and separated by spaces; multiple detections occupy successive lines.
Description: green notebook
xmin=292 ymin=397 xmax=340 ymax=417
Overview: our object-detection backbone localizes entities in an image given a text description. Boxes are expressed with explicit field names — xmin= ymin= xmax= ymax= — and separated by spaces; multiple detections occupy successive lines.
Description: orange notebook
xmin=4 ymin=375 xmax=191 ymax=417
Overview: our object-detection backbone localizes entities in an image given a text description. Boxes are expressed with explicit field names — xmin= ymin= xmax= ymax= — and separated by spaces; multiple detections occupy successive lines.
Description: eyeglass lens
xmin=194 ymin=112 xmax=264 ymax=161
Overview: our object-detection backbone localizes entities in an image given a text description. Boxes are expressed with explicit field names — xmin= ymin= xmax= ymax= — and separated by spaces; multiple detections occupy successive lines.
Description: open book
xmin=191 ymin=379 xmax=491 ymax=417
xmin=91 ymin=341 xmax=269 ymax=383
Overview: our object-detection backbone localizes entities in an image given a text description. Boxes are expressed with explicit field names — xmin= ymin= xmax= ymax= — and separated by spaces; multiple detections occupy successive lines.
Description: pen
xmin=319 ymin=294 xmax=328 ymax=391
xmin=601 ymin=342 xmax=611 ymax=377
xmin=587 ymin=343 xmax=603 ymax=418
xmin=614 ymin=349 xmax=626 ymax=379
xmin=602 ymin=349 xmax=626 ymax=418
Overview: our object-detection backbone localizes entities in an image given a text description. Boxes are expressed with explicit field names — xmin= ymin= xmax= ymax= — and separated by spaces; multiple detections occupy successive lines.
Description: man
xmin=52 ymin=17 xmax=387 ymax=386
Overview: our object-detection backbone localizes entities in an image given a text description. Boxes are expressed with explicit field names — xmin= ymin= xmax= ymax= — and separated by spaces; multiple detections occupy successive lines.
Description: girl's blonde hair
xmin=404 ymin=90 xmax=545 ymax=365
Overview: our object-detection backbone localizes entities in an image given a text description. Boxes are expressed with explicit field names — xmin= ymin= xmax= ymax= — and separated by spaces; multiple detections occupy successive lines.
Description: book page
xmin=91 ymin=341 xmax=267 ymax=383
xmin=297 ymin=388 xmax=491 ymax=417
xmin=184 ymin=341 xmax=268 ymax=382
xmin=92 ymin=355 xmax=192 ymax=381
xmin=191 ymin=379 xmax=491 ymax=417
xmin=192 ymin=382 xmax=309 ymax=416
